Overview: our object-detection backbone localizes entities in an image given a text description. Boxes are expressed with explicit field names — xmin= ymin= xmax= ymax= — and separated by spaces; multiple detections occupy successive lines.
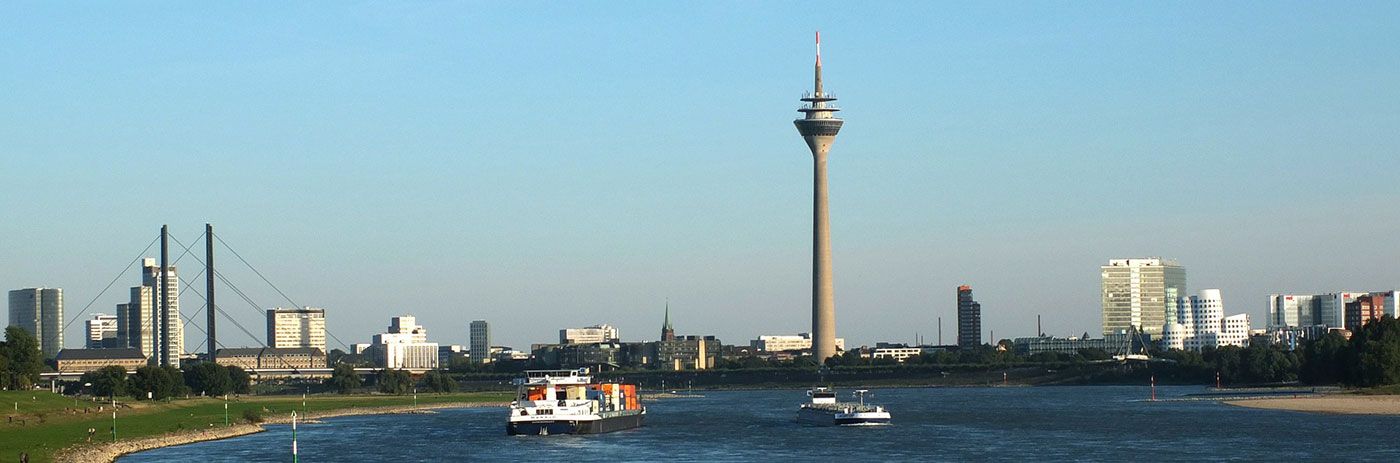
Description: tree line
xmin=77 ymin=362 xmax=253 ymax=400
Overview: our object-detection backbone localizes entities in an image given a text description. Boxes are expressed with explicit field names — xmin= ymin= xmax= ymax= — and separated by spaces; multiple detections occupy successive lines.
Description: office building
xmin=1012 ymin=333 xmax=1152 ymax=357
xmin=266 ymin=307 xmax=327 ymax=351
xmin=1347 ymin=293 xmax=1390 ymax=332
xmin=957 ymin=285 xmax=982 ymax=348
xmin=560 ymin=324 xmax=620 ymax=344
xmin=794 ymin=32 xmax=844 ymax=362
xmin=750 ymin=333 xmax=845 ymax=353
xmin=644 ymin=335 xmax=721 ymax=370
xmin=8 ymin=287 xmax=63 ymax=359
xmin=1163 ymin=289 xmax=1250 ymax=351
xmin=371 ymin=315 xmax=438 ymax=369
xmin=470 ymin=320 xmax=491 ymax=363
xmin=1101 ymin=258 xmax=1186 ymax=336
xmin=85 ymin=313 xmax=119 ymax=348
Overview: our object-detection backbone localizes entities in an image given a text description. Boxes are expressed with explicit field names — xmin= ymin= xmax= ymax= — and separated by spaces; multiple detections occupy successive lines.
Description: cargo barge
xmin=507 ymin=369 xmax=646 ymax=435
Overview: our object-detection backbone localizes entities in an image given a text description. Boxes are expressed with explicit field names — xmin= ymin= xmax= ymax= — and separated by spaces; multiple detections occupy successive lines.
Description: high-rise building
xmin=956 ymin=285 xmax=981 ymax=348
xmin=1101 ymin=258 xmax=1186 ymax=336
xmin=132 ymin=258 xmax=182 ymax=366
xmin=1163 ymin=289 xmax=1250 ymax=351
xmin=85 ymin=313 xmax=119 ymax=348
xmin=8 ymin=287 xmax=63 ymax=358
xmin=117 ymin=286 xmax=155 ymax=360
xmin=794 ymin=32 xmax=844 ymax=362
xmin=560 ymin=324 xmax=619 ymax=344
xmin=1266 ymin=292 xmax=1373 ymax=348
xmin=266 ymin=307 xmax=327 ymax=351
xmin=469 ymin=320 xmax=491 ymax=363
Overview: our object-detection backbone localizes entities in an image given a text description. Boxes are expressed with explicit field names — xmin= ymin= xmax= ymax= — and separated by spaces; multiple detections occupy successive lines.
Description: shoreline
xmin=1224 ymin=394 xmax=1400 ymax=415
xmin=55 ymin=401 xmax=508 ymax=463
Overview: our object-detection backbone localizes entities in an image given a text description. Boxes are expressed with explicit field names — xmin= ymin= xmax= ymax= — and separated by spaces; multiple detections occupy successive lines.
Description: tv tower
xmin=794 ymin=31 xmax=843 ymax=362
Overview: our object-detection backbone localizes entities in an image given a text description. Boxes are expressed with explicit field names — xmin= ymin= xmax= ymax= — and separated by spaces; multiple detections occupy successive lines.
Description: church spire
xmin=661 ymin=300 xmax=676 ymax=341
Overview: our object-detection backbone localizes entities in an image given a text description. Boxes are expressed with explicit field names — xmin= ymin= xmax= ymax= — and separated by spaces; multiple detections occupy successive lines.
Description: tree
xmin=377 ymin=369 xmax=412 ymax=394
xmin=1301 ymin=331 xmax=1349 ymax=385
xmin=80 ymin=365 xmax=129 ymax=398
xmin=422 ymin=370 xmax=456 ymax=393
xmin=325 ymin=363 xmax=361 ymax=394
xmin=4 ymin=326 xmax=44 ymax=390
xmin=131 ymin=365 xmax=179 ymax=400
xmin=1350 ymin=315 xmax=1400 ymax=387
xmin=227 ymin=365 xmax=252 ymax=394
xmin=183 ymin=362 xmax=233 ymax=396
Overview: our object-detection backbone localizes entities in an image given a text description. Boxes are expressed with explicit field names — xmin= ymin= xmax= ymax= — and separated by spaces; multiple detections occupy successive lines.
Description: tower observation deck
xmin=794 ymin=31 xmax=843 ymax=362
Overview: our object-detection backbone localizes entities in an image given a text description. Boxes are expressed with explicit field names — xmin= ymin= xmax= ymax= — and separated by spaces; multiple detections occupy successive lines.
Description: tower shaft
xmin=811 ymin=146 xmax=836 ymax=361
xmin=794 ymin=31 xmax=843 ymax=362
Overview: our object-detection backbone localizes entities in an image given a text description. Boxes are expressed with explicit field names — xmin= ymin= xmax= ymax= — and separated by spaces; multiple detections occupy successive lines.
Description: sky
xmin=2 ymin=2 xmax=1398 ymax=352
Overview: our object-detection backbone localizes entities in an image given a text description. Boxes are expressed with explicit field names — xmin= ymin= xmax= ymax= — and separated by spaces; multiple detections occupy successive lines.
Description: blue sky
xmin=3 ymin=2 xmax=1398 ymax=350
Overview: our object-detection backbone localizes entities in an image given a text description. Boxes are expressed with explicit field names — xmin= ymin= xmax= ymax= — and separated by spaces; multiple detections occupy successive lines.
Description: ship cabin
xmin=808 ymin=387 xmax=837 ymax=405
xmin=513 ymin=369 xmax=640 ymax=413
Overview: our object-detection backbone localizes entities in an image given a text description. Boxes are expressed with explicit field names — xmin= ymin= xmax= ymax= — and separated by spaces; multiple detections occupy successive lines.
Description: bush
xmin=242 ymin=408 xmax=264 ymax=424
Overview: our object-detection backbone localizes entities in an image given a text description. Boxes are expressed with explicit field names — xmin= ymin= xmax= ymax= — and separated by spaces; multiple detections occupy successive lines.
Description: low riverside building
xmin=750 ymin=333 xmax=846 ymax=353
xmin=214 ymin=347 xmax=327 ymax=370
xmin=1011 ymin=333 xmax=1150 ymax=356
xmin=54 ymin=348 xmax=146 ymax=373
xmin=559 ymin=324 xmax=620 ymax=344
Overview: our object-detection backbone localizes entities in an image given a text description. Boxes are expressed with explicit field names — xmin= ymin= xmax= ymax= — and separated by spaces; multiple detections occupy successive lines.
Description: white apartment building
xmin=266 ymin=307 xmax=327 ymax=351
xmin=1163 ymin=289 xmax=1250 ymax=351
xmin=750 ymin=333 xmax=846 ymax=353
xmin=559 ymin=324 xmax=619 ymax=344
xmin=372 ymin=315 xmax=438 ymax=369
xmin=85 ymin=313 xmax=118 ymax=348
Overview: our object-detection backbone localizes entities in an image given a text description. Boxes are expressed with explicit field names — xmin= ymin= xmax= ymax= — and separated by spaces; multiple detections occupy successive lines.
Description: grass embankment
xmin=0 ymin=390 xmax=510 ymax=462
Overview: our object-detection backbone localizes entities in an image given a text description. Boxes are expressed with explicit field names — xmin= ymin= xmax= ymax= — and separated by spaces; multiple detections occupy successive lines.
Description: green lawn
xmin=0 ymin=390 xmax=509 ymax=462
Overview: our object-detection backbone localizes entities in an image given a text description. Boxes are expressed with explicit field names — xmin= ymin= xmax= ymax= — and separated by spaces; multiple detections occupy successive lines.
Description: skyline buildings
xmin=266 ymin=307 xmax=327 ymax=352
xmin=1101 ymin=258 xmax=1186 ymax=337
xmin=794 ymin=31 xmax=844 ymax=362
xmin=85 ymin=313 xmax=118 ymax=348
xmin=7 ymin=287 xmax=63 ymax=358
xmin=114 ymin=258 xmax=183 ymax=365
xmin=1162 ymin=289 xmax=1250 ymax=352
xmin=956 ymin=285 xmax=981 ymax=348
xmin=469 ymin=320 xmax=490 ymax=363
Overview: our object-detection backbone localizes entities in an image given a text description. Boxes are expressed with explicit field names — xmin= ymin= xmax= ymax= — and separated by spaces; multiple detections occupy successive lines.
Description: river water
xmin=122 ymin=386 xmax=1400 ymax=461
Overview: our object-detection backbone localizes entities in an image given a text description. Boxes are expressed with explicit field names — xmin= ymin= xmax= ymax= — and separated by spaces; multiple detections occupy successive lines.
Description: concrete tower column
xmin=794 ymin=32 xmax=843 ymax=362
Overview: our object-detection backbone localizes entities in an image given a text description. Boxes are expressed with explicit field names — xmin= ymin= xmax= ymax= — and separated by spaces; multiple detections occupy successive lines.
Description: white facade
xmin=751 ymin=333 xmax=846 ymax=352
xmin=372 ymin=315 xmax=438 ymax=369
xmin=1164 ymin=289 xmax=1250 ymax=351
xmin=871 ymin=347 xmax=922 ymax=362
xmin=85 ymin=313 xmax=118 ymax=348
xmin=266 ymin=307 xmax=327 ymax=351
xmin=131 ymin=258 xmax=182 ymax=366
xmin=560 ymin=324 xmax=620 ymax=344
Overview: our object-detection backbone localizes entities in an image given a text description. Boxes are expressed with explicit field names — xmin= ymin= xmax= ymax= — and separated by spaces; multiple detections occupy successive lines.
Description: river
xmin=121 ymin=386 xmax=1400 ymax=461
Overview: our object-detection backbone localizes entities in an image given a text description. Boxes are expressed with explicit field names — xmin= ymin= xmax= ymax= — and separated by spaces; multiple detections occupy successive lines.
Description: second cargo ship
xmin=507 ymin=368 xmax=645 ymax=435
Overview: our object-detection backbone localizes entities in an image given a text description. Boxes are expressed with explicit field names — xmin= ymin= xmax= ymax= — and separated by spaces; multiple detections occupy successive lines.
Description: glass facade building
xmin=1101 ymin=258 xmax=1185 ymax=337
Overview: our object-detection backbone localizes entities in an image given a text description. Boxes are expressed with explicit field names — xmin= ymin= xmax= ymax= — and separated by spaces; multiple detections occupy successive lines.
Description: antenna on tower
xmin=816 ymin=30 xmax=822 ymax=66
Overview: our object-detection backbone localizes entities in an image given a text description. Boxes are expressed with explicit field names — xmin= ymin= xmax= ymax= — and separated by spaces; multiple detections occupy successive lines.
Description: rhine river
xmin=123 ymin=386 xmax=1400 ymax=461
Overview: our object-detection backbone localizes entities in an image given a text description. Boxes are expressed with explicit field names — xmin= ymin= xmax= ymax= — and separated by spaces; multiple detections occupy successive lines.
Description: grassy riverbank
xmin=0 ymin=390 xmax=510 ymax=462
